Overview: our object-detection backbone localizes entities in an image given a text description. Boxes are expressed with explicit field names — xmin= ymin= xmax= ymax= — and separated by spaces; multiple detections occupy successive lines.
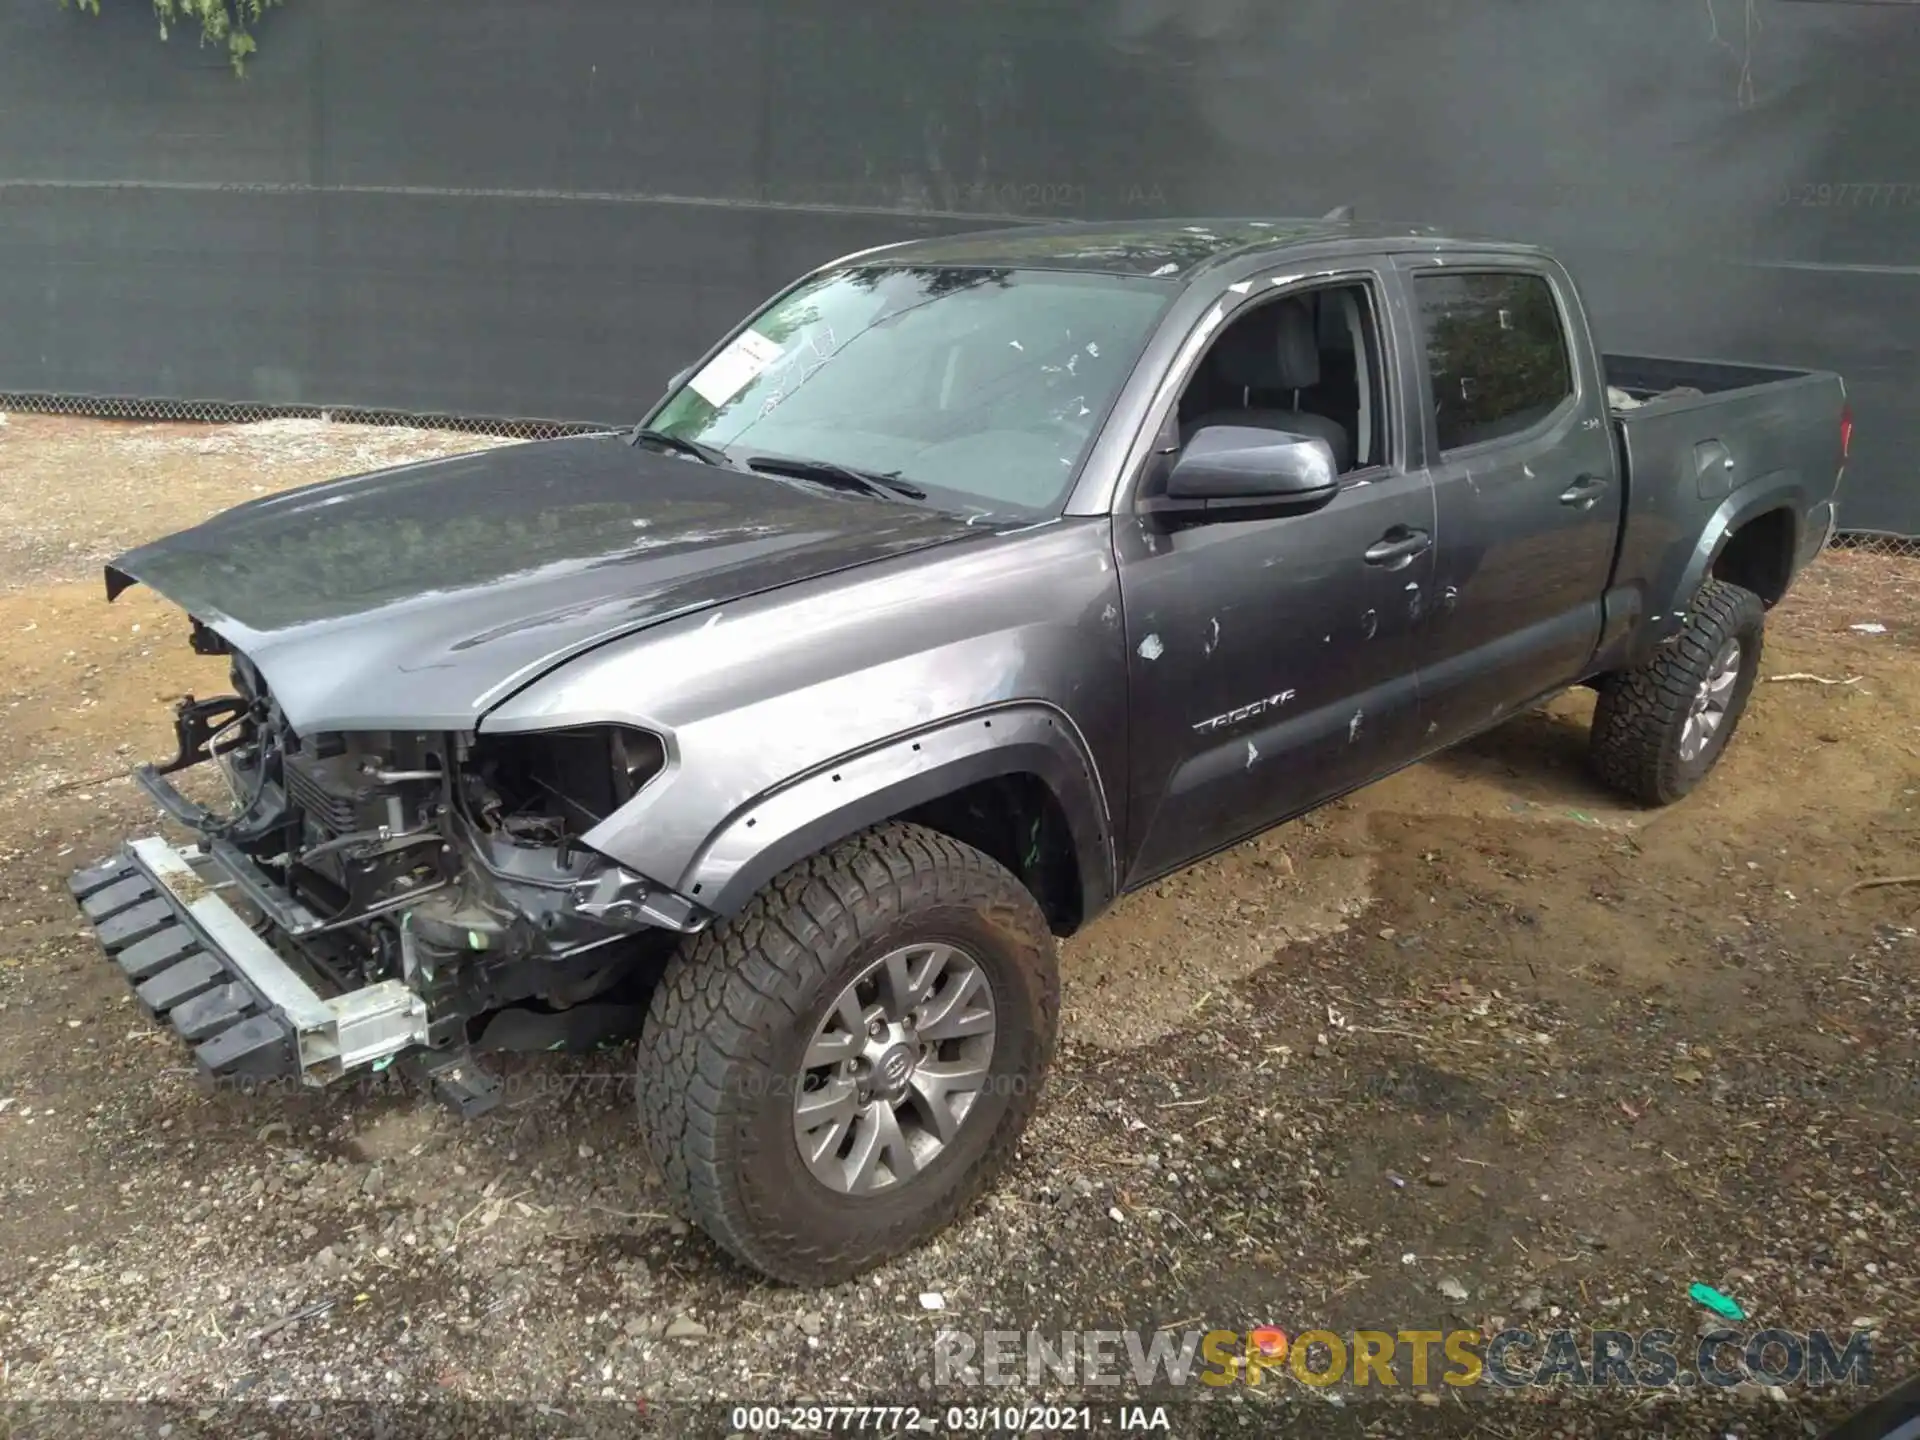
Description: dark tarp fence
xmin=2 ymin=0 xmax=1917 ymax=533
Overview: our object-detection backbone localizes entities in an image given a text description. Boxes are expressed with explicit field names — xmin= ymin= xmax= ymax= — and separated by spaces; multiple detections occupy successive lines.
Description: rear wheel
xmin=637 ymin=822 xmax=1058 ymax=1285
xmin=1589 ymin=578 xmax=1765 ymax=805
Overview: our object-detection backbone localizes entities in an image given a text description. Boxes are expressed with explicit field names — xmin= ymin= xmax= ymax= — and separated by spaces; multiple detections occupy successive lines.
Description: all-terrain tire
xmin=636 ymin=822 xmax=1059 ymax=1286
xmin=1589 ymin=578 xmax=1765 ymax=806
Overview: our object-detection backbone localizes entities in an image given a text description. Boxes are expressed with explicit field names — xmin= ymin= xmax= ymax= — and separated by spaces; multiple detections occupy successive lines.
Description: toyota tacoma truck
xmin=69 ymin=216 xmax=1850 ymax=1286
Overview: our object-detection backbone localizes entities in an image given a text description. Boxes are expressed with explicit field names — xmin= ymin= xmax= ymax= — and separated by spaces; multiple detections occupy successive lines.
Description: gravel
xmin=0 ymin=417 xmax=1913 ymax=1437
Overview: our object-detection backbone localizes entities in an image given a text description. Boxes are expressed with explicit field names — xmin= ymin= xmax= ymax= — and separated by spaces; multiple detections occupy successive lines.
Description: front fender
xmin=671 ymin=703 xmax=1115 ymax=919
xmin=475 ymin=518 xmax=1130 ymax=925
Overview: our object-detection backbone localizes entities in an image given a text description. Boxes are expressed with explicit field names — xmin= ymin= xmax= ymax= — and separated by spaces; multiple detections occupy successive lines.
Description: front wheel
xmin=1588 ymin=578 xmax=1765 ymax=805
xmin=636 ymin=822 xmax=1059 ymax=1286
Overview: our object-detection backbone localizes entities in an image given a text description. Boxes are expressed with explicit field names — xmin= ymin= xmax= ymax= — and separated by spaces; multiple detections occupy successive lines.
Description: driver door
xmin=1116 ymin=270 xmax=1437 ymax=887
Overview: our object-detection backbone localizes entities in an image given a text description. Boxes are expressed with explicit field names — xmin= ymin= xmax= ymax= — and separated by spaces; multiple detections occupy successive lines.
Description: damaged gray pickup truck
xmin=71 ymin=217 xmax=1849 ymax=1285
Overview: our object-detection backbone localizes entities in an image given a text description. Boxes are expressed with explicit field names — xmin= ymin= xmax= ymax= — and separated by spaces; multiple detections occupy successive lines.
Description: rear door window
xmin=1413 ymin=271 xmax=1573 ymax=452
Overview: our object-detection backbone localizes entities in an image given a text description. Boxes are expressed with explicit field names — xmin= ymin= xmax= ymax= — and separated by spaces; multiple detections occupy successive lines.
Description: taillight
xmin=1840 ymin=404 xmax=1853 ymax=460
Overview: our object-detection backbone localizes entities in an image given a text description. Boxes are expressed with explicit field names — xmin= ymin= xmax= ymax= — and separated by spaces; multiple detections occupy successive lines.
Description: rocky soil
xmin=0 ymin=413 xmax=1914 ymax=1438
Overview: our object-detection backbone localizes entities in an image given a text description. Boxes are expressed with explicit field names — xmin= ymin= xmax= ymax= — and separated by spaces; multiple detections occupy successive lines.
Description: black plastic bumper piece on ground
xmin=68 ymin=852 xmax=299 ymax=1083
xmin=397 ymin=1047 xmax=504 ymax=1120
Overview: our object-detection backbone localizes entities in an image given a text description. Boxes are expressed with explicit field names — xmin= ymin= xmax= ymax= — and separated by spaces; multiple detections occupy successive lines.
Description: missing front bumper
xmin=68 ymin=836 xmax=429 ymax=1086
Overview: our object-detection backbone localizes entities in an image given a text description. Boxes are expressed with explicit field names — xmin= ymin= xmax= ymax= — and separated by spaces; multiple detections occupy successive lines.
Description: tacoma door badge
xmin=1193 ymin=690 xmax=1296 ymax=734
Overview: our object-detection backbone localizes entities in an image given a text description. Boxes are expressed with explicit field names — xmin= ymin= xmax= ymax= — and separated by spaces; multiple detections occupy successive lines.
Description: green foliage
xmin=61 ymin=0 xmax=283 ymax=75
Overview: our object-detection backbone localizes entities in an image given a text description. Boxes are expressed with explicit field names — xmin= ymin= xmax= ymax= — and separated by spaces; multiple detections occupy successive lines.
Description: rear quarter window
xmin=1414 ymin=271 xmax=1573 ymax=452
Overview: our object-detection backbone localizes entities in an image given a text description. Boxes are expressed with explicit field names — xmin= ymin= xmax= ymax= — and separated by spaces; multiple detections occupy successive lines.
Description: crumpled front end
xmin=68 ymin=635 xmax=711 ymax=1113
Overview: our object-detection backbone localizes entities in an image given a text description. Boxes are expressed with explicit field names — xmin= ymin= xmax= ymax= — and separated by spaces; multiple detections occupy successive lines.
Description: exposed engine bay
xmin=116 ymin=630 xmax=708 ymax=1099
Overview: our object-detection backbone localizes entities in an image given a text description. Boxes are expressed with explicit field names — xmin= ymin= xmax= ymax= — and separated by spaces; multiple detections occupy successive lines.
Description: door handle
xmin=1559 ymin=474 xmax=1609 ymax=509
xmin=1364 ymin=527 xmax=1432 ymax=569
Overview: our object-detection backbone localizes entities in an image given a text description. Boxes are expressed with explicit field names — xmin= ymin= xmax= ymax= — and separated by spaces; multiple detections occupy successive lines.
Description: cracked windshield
xmin=649 ymin=265 xmax=1171 ymax=516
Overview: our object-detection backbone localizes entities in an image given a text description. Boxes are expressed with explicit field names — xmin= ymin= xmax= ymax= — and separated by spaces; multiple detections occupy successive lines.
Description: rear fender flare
xmin=1659 ymin=476 xmax=1807 ymax=632
xmin=677 ymin=704 xmax=1115 ymax=921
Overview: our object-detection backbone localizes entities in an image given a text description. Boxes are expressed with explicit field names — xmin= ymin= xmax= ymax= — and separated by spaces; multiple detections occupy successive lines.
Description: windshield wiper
xmin=744 ymin=454 xmax=927 ymax=502
xmin=628 ymin=425 xmax=731 ymax=467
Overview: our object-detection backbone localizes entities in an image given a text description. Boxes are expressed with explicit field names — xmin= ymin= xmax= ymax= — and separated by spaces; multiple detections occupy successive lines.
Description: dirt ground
xmin=0 ymin=412 xmax=1914 ymax=1437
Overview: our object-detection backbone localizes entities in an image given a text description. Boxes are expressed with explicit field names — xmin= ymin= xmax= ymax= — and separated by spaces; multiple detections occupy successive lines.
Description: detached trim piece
xmin=68 ymin=837 xmax=429 ymax=1085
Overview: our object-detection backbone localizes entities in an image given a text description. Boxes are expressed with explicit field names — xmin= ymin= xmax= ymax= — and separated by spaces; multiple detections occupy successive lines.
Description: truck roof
xmin=836 ymin=217 xmax=1543 ymax=283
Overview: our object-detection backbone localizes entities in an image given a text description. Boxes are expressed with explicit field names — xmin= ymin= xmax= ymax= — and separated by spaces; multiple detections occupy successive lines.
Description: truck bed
xmin=1603 ymin=352 xmax=1823 ymax=408
xmin=1598 ymin=349 xmax=1847 ymax=664
xmin=1602 ymin=354 xmax=1844 ymax=510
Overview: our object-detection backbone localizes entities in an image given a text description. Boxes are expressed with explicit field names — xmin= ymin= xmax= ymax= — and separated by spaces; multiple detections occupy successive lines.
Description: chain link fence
xmin=0 ymin=390 xmax=612 ymax=443
xmin=1832 ymin=531 xmax=1920 ymax=559
xmin=4 ymin=388 xmax=1918 ymax=557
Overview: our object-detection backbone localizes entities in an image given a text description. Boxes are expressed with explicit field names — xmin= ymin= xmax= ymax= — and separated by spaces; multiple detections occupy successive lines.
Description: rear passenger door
xmin=1394 ymin=257 xmax=1619 ymax=749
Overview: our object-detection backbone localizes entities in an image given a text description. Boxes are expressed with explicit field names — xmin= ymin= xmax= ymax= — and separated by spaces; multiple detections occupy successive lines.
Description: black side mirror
xmin=1145 ymin=426 xmax=1340 ymax=524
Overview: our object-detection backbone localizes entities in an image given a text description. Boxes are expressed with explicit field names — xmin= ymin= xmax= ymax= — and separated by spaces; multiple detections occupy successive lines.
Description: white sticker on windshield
xmin=688 ymin=329 xmax=785 ymax=408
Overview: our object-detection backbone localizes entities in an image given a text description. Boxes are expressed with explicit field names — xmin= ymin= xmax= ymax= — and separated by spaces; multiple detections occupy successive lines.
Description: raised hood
xmin=107 ymin=434 xmax=981 ymax=732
